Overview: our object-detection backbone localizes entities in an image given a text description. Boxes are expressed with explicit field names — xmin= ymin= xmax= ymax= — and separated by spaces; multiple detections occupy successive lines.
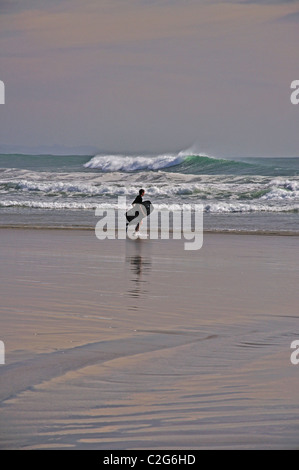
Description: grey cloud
xmin=246 ymin=0 xmax=299 ymax=3
xmin=0 ymin=0 xmax=75 ymax=15
xmin=226 ymin=0 xmax=299 ymax=4
xmin=0 ymin=0 xmax=17 ymax=13
xmin=278 ymin=10 xmax=299 ymax=20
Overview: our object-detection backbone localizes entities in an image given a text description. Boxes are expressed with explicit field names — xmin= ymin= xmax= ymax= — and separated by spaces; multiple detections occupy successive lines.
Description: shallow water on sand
xmin=0 ymin=230 xmax=298 ymax=449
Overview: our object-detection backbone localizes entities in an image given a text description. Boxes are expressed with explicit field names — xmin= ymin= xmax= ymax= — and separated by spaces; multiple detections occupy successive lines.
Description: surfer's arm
xmin=132 ymin=195 xmax=143 ymax=205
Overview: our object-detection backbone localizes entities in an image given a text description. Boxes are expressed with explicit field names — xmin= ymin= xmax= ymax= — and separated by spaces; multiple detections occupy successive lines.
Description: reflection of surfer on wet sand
xmin=126 ymin=240 xmax=152 ymax=301
xmin=125 ymin=188 xmax=154 ymax=237
xmin=129 ymin=255 xmax=151 ymax=277
xmin=130 ymin=255 xmax=143 ymax=276
xmin=126 ymin=254 xmax=152 ymax=300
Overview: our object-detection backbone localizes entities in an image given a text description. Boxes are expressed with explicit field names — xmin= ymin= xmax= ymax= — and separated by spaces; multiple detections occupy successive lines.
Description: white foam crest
xmin=0 ymin=200 xmax=100 ymax=210
xmin=204 ymin=202 xmax=299 ymax=213
xmin=269 ymin=178 xmax=299 ymax=190
xmin=177 ymin=146 xmax=209 ymax=158
xmin=0 ymin=180 xmax=243 ymax=199
xmin=261 ymin=179 xmax=299 ymax=200
xmin=0 ymin=179 xmax=142 ymax=196
xmin=83 ymin=154 xmax=184 ymax=172
xmin=2 ymin=178 xmax=299 ymax=202
xmin=261 ymin=188 xmax=299 ymax=200
xmin=1 ymin=199 xmax=299 ymax=213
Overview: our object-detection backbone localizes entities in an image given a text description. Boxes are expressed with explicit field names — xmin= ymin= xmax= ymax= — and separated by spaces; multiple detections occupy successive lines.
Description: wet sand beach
xmin=0 ymin=228 xmax=298 ymax=449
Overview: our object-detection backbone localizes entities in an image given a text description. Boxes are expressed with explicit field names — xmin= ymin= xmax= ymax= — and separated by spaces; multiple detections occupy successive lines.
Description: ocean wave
xmin=0 ymin=179 xmax=126 ymax=196
xmin=83 ymin=151 xmax=278 ymax=176
xmin=2 ymin=177 xmax=299 ymax=202
xmin=0 ymin=179 xmax=201 ymax=197
xmin=260 ymin=179 xmax=299 ymax=200
xmin=82 ymin=151 xmax=299 ymax=178
xmin=2 ymin=150 xmax=299 ymax=179
xmin=83 ymin=154 xmax=185 ymax=172
xmin=1 ymin=199 xmax=299 ymax=213
xmin=0 ymin=200 xmax=101 ymax=210
xmin=261 ymin=188 xmax=299 ymax=200
xmin=0 ymin=178 xmax=269 ymax=200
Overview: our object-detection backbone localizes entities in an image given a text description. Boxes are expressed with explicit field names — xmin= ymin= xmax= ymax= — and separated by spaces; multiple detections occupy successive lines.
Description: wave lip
xmin=82 ymin=151 xmax=258 ymax=176
xmin=83 ymin=154 xmax=184 ymax=172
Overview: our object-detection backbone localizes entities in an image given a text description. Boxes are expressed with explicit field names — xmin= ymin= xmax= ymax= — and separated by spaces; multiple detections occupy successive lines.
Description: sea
xmin=0 ymin=149 xmax=299 ymax=233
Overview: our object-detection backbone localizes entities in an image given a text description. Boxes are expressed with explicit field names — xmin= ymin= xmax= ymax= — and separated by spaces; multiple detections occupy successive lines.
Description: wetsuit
xmin=126 ymin=195 xmax=143 ymax=232
xmin=132 ymin=195 xmax=143 ymax=205
xmin=133 ymin=195 xmax=143 ymax=231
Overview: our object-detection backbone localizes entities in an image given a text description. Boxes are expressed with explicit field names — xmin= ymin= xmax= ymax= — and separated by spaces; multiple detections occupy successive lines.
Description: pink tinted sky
xmin=0 ymin=0 xmax=298 ymax=156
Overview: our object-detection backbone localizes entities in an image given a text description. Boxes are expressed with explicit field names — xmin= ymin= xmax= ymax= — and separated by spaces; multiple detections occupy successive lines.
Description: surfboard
xmin=142 ymin=200 xmax=153 ymax=217
xmin=125 ymin=200 xmax=154 ymax=238
xmin=125 ymin=200 xmax=154 ymax=225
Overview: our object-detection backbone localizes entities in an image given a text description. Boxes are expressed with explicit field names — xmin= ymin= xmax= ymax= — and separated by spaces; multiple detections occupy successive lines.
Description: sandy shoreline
xmin=0 ymin=228 xmax=299 ymax=449
xmin=0 ymin=224 xmax=299 ymax=237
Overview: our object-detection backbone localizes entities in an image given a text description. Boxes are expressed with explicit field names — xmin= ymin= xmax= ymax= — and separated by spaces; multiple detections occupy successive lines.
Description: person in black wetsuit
xmin=126 ymin=188 xmax=145 ymax=233
xmin=132 ymin=188 xmax=145 ymax=205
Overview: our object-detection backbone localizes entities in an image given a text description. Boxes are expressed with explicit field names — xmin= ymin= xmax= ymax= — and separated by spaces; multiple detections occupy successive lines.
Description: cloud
xmin=226 ymin=0 xmax=299 ymax=4
xmin=1 ymin=0 xmax=298 ymax=155
xmin=278 ymin=10 xmax=299 ymax=20
xmin=249 ymin=0 xmax=299 ymax=3
xmin=0 ymin=0 xmax=76 ymax=15
xmin=0 ymin=0 xmax=17 ymax=13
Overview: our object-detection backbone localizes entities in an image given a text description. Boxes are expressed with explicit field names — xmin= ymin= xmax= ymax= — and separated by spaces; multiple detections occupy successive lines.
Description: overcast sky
xmin=0 ymin=0 xmax=298 ymax=157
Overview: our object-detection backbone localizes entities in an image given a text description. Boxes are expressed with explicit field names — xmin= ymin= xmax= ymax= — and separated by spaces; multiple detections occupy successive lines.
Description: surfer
xmin=132 ymin=188 xmax=145 ymax=206
xmin=126 ymin=189 xmax=145 ymax=233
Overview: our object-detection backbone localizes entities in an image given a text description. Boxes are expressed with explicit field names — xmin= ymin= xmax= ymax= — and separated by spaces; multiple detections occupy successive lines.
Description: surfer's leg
xmin=135 ymin=219 xmax=143 ymax=232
